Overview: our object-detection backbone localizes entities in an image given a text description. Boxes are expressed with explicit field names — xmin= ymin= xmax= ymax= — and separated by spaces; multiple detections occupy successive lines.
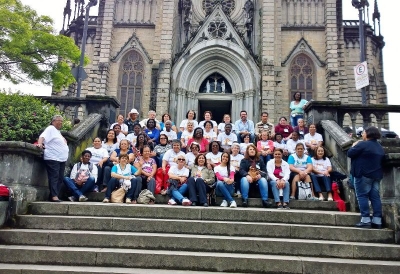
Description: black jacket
xmin=239 ymin=157 xmax=267 ymax=178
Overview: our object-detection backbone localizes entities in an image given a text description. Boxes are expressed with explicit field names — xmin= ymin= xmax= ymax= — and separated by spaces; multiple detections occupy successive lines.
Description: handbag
xmin=248 ymin=166 xmax=260 ymax=182
xmin=137 ymin=189 xmax=156 ymax=204
xmin=297 ymin=181 xmax=312 ymax=200
xmin=111 ymin=187 xmax=126 ymax=203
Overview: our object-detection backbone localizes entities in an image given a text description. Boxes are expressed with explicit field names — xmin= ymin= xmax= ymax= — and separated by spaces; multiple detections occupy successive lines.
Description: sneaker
xmin=168 ymin=198 xmax=177 ymax=205
xmin=93 ymin=186 xmax=99 ymax=192
xmin=220 ymin=200 xmax=228 ymax=207
xmin=79 ymin=195 xmax=88 ymax=202
xmin=290 ymin=196 xmax=295 ymax=200
xmin=126 ymin=198 xmax=132 ymax=204
xmin=182 ymin=198 xmax=192 ymax=206
xmin=102 ymin=198 xmax=109 ymax=203
xmin=68 ymin=196 xmax=76 ymax=202
xmin=229 ymin=201 xmax=237 ymax=208
xmin=236 ymin=191 xmax=242 ymax=198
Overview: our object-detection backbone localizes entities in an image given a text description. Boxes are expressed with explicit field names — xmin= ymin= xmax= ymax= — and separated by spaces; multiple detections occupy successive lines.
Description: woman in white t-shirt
xmin=167 ymin=155 xmax=191 ymax=206
xmin=206 ymin=141 xmax=223 ymax=169
xmin=180 ymin=121 xmax=195 ymax=151
xmin=215 ymin=152 xmax=237 ymax=208
xmin=110 ymin=114 xmax=129 ymax=135
xmin=86 ymin=137 xmax=109 ymax=190
xmin=311 ymin=146 xmax=333 ymax=201
xmin=179 ymin=110 xmax=198 ymax=132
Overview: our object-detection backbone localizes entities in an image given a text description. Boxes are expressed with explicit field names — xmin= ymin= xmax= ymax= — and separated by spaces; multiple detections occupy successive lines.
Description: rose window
xmin=207 ymin=18 xmax=228 ymax=38
xmin=202 ymin=0 xmax=235 ymax=15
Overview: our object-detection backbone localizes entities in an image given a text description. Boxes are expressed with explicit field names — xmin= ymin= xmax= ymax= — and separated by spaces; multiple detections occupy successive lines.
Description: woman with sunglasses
xmin=187 ymin=153 xmax=215 ymax=207
xmin=167 ymin=156 xmax=191 ymax=206
xmin=154 ymin=134 xmax=172 ymax=167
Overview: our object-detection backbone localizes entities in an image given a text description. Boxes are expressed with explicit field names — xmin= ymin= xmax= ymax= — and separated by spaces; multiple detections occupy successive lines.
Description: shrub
xmin=0 ymin=92 xmax=72 ymax=143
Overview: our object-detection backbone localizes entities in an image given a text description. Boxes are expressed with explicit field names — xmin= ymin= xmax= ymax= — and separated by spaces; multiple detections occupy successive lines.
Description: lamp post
xmin=74 ymin=0 xmax=98 ymax=121
xmin=352 ymin=0 xmax=368 ymax=106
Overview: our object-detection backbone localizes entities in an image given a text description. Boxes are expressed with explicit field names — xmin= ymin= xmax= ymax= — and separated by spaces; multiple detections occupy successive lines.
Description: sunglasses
xmin=177 ymin=158 xmax=185 ymax=161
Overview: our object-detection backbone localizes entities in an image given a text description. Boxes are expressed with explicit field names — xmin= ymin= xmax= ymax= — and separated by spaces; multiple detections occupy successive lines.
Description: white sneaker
xmin=220 ymin=200 xmax=228 ymax=207
xmin=182 ymin=198 xmax=192 ymax=206
xmin=168 ymin=199 xmax=177 ymax=205
xmin=68 ymin=196 xmax=76 ymax=202
xmin=229 ymin=201 xmax=237 ymax=208
xmin=79 ymin=195 xmax=88 ymax=202
xmin=125 ymin=198 xmax=132 ymax=204
xmin=102 ymin=198 xmax=109 ymax=203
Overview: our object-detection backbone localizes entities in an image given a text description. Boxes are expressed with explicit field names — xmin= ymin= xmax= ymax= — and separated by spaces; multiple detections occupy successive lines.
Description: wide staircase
xmin=0 ymin=199 xmax=399 ymax=274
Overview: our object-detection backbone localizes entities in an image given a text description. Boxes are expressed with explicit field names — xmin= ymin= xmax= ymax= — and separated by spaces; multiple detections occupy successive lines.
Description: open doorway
xmin=198 ymin=100 xmax=232 ymax=124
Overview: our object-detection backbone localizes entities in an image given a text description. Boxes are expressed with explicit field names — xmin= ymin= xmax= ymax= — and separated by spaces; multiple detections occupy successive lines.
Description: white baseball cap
xmin=129 ymin=109 xmax=139 ymax=114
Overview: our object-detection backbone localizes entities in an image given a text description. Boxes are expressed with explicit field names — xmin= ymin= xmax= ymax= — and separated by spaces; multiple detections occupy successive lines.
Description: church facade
xmin=62 ymin=0 xmax=386 ymax=124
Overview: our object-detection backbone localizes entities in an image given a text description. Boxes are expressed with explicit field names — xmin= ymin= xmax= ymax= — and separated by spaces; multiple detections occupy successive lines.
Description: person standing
xmin=289 ymin=92 xmax=308 ymax=127
xmin=347 ymin=126 xmax=385 ymax=229
xmin=36 ymin=115 xmax=69 ymax=202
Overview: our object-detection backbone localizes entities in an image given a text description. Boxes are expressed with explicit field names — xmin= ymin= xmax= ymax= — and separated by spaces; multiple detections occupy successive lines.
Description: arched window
xmin=119 ymin=50 xmax=144 ymax=116
xmin=289 ymin=54 xmax=315 ymax=101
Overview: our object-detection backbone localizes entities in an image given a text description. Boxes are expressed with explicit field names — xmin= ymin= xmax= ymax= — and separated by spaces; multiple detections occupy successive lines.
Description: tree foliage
xmin=0 ymin=92 xmax=72 ymax=143
xmin=0 ymin=0 xmax=82 ymax=90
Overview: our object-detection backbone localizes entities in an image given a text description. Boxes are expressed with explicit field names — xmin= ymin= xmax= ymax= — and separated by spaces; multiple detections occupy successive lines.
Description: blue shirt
xmin=145 ymin=128 xmax=160 ymax=144
xmin=234 ymin=119 xmax=255 ymax=134
xmin=290 ymin=99 xmax=308 ymax=114
xmin=347 ymin=140 xmax=385 ymax=179
xmin=287 ymin=153 xmax=312 ymax=171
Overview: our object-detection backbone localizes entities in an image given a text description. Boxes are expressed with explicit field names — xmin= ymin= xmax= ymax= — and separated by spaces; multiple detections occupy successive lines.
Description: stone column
xmin=155 ymin=0 xmax=178 ymax=115
xmin=324 ymin=0 xmax=340 ymax=101
xmin=87 ymin=0 xmax=117 ymax=96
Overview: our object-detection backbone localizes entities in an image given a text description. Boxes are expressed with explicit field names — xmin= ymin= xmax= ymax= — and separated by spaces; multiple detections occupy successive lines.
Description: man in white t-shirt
xmin=217 ymin=124 xmax=237 ymax=153
xmin=36 ymin=115 xmax=69 ymax=202
xmin=304 ymin=124 xmax=323 ymax=156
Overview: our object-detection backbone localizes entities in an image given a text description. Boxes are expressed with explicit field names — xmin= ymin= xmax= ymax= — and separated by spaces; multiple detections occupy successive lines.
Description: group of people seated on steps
xmin=61 ymin=100 xmax=339 ymax=209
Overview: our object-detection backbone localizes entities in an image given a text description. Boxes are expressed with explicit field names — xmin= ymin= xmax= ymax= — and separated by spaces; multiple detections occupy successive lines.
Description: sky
xmin=2 ymin=0 xmax=400 ymax=132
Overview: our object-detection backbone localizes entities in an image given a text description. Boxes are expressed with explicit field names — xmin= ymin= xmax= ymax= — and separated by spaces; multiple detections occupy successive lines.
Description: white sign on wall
xmin=354 ymin=61 xmax=369 ymax=90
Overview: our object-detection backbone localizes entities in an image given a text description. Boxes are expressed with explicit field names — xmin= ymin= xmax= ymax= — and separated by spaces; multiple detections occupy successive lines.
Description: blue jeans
xmin=310 ymin=174 xmax=332 ymax=193
xmin=354 ymin=176 xmax=382 ymax=224
xmin=216 ymin=181 xmax=235 ymax=202
xmin=63 ymin=177 xmax=96 ymax=198
xmin=240 ymin=177 xmax=268 ymax=200
xmin=261 ymin=155 xmax=273 ymax=165
xmin=270 ymin=180 xmax=289 ymax=203
xmin=290 ymin=114 xmax=303 ymax=127
xmin=170 ymin=183 xmax=188 ymax=203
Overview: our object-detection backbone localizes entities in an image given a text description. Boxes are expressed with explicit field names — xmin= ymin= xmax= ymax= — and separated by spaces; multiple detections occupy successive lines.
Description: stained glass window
xmin=202 ymin=0 xmax=235 ymax=15
xmin=119 ymin=50 xmax=144 ymax=116
xmin=289 ymin=54 xmax=314 ymax=101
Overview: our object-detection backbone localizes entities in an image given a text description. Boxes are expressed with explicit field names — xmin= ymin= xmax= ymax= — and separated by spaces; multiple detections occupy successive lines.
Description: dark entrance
xmin=198 ymin=100 xmax=232 ymax=124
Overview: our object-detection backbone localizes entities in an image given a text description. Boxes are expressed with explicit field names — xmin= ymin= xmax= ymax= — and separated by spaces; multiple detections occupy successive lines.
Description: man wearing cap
xmin=125 ymin=108 xmax=140 ymax=134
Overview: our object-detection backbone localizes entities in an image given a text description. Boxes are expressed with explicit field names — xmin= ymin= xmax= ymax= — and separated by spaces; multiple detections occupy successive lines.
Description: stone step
xmin=0 ymin=264 xmax=237 ymax=274
xmin=87 ymin=192 xmax=344 ymax=210
xmin=1 ymin=245 xmax=400 ymax=274
xmin=28 ymin=202 xmax=360 ymax=227
xmin=16 ymin=215 xmax=395 ymax=243
xmin=1 ymin=229 xmax=399 ymax=261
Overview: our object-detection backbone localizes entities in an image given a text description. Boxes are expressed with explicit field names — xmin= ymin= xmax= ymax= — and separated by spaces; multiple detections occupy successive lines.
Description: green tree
xmin=0 ymin=0 xmax=82 ymax=90
xmin=0 ymin=92 xmax=72 ymax=143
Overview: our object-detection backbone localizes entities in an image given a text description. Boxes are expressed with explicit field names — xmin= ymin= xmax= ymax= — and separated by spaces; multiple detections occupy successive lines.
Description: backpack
xmin=297 ymin=181 xmax=312 ymax=200
xmin=0 ymin=184 xmax=14 ymax=226
xmin=75 ymin=162 xmax=93 ymax=182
